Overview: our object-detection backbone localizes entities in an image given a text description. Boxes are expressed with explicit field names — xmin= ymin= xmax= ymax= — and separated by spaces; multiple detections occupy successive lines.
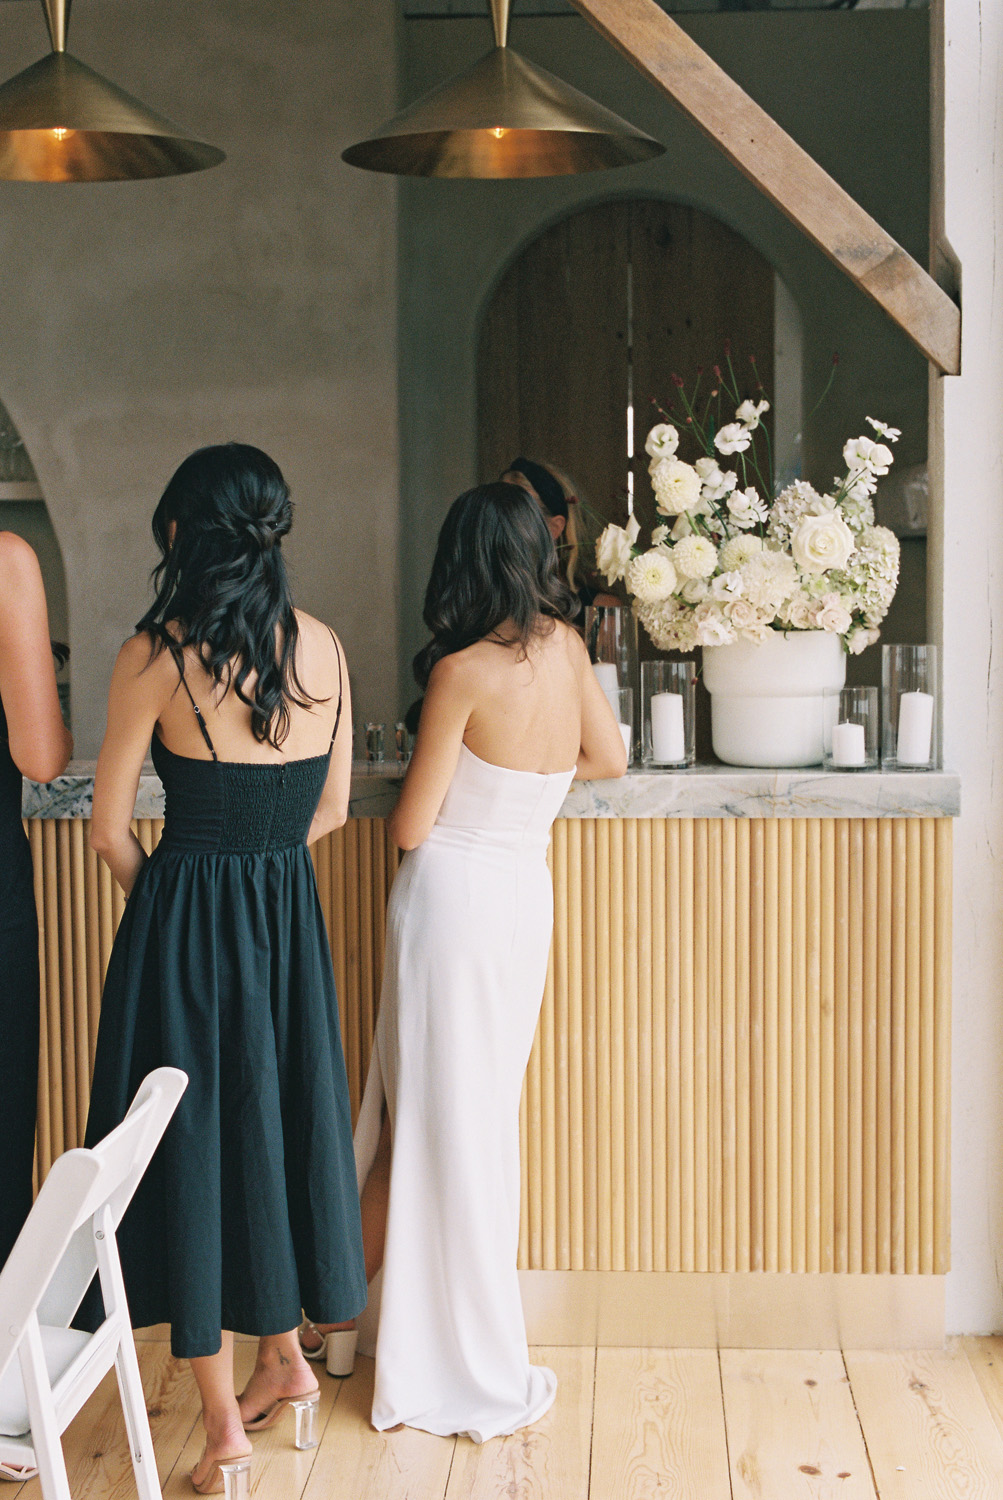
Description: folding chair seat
xmin=0 ymin=1068 xmax=188 ymax=1500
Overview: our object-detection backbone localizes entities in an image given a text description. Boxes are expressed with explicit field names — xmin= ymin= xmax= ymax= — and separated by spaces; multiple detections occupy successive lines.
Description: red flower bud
xmin=723 ymin=338 xmax=732 ymax=356
xmin=671 ymin=373 xmax=685 ymax=388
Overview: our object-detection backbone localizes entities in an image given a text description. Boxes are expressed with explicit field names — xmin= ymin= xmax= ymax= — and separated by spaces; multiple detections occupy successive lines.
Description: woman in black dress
xmin=85 ymin=444 xmax=366 ymax=1495
xmin=0 ymin=532 xmax=72 ymax=1270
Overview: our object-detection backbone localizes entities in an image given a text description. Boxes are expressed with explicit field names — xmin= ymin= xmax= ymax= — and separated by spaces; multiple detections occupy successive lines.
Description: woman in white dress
xmin=302 ymin=482 xmax=626 ymax=1440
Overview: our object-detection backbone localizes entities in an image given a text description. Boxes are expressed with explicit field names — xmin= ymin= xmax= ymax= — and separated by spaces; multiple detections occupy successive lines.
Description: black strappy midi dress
xmin=83 ymin=660 xmax=367 ymax=1358
xmin=0 ymin=698 xmax=39 ymax=1267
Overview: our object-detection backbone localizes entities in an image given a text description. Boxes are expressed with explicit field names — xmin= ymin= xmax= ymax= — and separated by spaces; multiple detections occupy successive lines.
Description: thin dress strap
xmin=171 ymin=650 xmax=218 ymax=763
xmin=328 ymin=629 xmax=343 ymax=749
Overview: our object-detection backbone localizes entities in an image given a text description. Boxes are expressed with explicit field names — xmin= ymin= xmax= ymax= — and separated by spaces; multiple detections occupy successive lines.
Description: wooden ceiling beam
xmin=566 ymin=0 xmax=961 ymax=375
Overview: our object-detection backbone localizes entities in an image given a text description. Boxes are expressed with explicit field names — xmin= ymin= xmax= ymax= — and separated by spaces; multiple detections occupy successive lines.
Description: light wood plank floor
xmin=10 ymin=1338 xmax=1003 ymax=1499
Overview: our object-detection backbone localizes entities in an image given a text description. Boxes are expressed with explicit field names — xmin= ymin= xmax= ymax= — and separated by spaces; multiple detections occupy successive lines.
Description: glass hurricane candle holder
xmin=823 ymin=686 xmax=879 ymax=770
xmin=642 ymin=660 xmax=696 ymax=767
xmin=585 ymin=603 xmax=639 ymax=744
xmin=613 ymin=687 xmax=634 ymax=766
xmin=394 ymin=721 xmax=412 ymax=764
xmin=882 ymin=644 xmax=938 ymax=770
xmin=364 ymin=722 xmax=386 ymax=764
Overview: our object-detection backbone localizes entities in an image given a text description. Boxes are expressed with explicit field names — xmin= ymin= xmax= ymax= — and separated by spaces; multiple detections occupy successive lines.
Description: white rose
xmin=680 ymin=576 xmax=710 ymax=604
xmin=714 ymin=422 xmax=752 ymax=456
xmin=724 ymin=598 xmax=762 ymax=631
xmin=626 ymin=548 xmax=678 ymax=604
xmin=719 ymin=534 xmax=764 ymax=572
xmin=782 ymin=593 xmax=817 ymax=630
xmin=645 ymin=423 xmax=680 ymax=462
xmin=672 ymin=534 xmax=719 ymax=580
xmin=816 ymin=594 xmax=853 ymax=633
xmin=595 ymin=523 xmax=635 ymax=584
xmin=791 ymin=512 xmax=855 ymax=575
xmin=735 ymin=398 xmax=770 ymax=429
xmin=650 ymin=457 xmax=702 ymax=516
xmin=727 ymin=486 xmax=768 ymax=529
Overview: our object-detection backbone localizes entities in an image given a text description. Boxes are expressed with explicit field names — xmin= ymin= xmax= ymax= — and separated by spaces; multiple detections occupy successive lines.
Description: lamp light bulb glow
xmin=490 ymin=127 xmax=507 ymax=139
xmin=51 ymin=128 xmax=71 ymax=141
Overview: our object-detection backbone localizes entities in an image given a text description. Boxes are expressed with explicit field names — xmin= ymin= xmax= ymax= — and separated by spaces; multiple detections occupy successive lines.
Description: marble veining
xmin=22 ymin=760 xmax=960 ymax=821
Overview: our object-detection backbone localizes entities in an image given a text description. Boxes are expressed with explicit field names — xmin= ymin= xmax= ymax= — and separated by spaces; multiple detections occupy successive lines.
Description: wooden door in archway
xmin=477 ymin=199 xmax=775 ymax=550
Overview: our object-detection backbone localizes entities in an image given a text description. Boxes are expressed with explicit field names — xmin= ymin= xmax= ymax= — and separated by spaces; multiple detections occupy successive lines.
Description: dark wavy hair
xmin=413 ymin=481 xmax=579 ymax=689
xmin=136 ymin=442 xmax=315 ymax=748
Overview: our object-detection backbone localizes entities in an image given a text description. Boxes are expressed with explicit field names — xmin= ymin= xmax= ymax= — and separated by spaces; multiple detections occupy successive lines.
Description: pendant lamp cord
xmin=491 ymin=0 xmax=510 ymax=49
xmin=41 ymin=0 xmax=68 ymax=53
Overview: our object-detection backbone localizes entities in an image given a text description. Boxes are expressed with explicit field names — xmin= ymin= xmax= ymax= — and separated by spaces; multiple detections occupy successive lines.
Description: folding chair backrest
xmin=0 ymin=1151 xmax=101 ymax=1390
xmin=0 ymin=1067 xmax=187 ymax=1371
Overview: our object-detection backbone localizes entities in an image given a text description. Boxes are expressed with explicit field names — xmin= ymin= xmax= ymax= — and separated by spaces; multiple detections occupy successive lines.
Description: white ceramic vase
xmin=702 ymin=631 xmax=846 ymax=768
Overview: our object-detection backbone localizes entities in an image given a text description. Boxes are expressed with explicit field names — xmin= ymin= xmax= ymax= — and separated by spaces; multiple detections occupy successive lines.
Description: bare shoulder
xmin=294 ymin=609 xmax=343 ymax=657
xmin=0 ymin=531 xmax=42 ymax=592
xmin=427 ymin=644 xmax=483 ymax=691
xmin=115 ymin=631 xmax=172 ymax=683
xmin=544 ymin=617 xmax=589 ymax=669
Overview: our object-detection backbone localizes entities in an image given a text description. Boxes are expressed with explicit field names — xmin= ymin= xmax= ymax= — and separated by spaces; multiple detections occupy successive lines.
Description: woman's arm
xmin=0 ymin=533 xmax=73 ymax=782
xmin=308 ymin=634 xmax=353 ymax=844
xmin=90 ymin=635 xmax=170 ymax=895
xmin=574 ymin=635 xmax=629 ymax=781
xmin=388 ymin=654 xmax=474 ymax=850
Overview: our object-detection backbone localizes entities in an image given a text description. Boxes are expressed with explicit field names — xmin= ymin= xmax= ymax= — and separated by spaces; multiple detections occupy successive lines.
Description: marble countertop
xmin=22 ymin=759 xmax=961 ymax=821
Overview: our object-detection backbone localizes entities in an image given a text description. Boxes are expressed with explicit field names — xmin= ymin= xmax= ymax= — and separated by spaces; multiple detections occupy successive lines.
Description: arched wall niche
xmin=396 ymin=7 xmax=930 ymax=708
xmin=0 ymin=397 xmax=71 ymax=727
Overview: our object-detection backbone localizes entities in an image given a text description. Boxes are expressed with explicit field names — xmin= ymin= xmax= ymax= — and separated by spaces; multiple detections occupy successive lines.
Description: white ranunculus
xmin=651 ymin=457 xmax=702 ymax=516
xmin=714 ymin=422 xmax=752 ymax=456
xmin=791 ymin=512 xmax=855 ymax=575
xmin=719 ymin=534 xmax=764 ymax=572
xmin=727 ymin=486 xmax=768 ymax=529
xmin=595 ymin=523 xmax=635 ymax=584
xmin=672 ymin=534 xmax=719 ymax=580
xmin=735 ymin=397 xmax=770 ymax=429
xmin=645 ymin=423 xmax=680 ymax=462
xmin=626 ymin=548 xmax=678 ymax=605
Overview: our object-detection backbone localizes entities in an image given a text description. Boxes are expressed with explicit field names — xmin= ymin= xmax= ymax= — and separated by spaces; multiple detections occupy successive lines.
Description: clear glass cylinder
xmin=585 ymin=604 xmax=639 ymax=744
xmin=613 ymin=686 xmax=634 ymax=766
xmin=641 ymin=660 xmax=696 ymax=767
xmin=882 ymin=644 xmax=938 ymax=769
xmin=823 ymin=686 xmax=879 ymax=770
xmin=364 ymin=722 xmax=386 ymax=763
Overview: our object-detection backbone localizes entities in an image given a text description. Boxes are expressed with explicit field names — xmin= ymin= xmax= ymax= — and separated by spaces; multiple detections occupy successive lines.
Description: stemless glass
xmin=364 ymin=722 xmax=386 ymax=764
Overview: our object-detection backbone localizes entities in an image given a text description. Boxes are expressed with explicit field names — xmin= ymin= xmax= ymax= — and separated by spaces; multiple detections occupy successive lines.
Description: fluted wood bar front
xmin=24 ymin=767 xmax=957 ymax=1347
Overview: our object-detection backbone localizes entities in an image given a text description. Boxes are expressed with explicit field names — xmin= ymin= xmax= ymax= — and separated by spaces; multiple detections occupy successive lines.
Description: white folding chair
xmin=0 ymin=1067 xmax=188 ymax=1500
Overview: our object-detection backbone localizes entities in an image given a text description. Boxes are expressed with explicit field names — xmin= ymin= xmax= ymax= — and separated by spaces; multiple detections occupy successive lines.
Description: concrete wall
xmin=0 ymin=0 xmax=399 ymax=754
xmin=397 ymin=11 xmax=930 ymax=703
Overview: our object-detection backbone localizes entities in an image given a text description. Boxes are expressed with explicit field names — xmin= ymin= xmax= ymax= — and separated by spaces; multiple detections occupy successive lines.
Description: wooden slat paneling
xmin=27 ymin=814 xmax=951 ymax=1278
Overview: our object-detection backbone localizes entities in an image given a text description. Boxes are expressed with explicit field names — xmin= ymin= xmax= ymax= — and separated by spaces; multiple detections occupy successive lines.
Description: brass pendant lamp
xmin=0 ymin=0 xmax=224 ymax=182
xmin=342 ymin=0 xmax=663 ymax=179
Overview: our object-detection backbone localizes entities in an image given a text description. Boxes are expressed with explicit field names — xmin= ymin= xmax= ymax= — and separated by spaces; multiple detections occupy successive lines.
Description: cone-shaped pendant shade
xmin=342 ymin=47 xmax=663 ymax=179
xmin=0 ymin=43 xmax=224 ymax=181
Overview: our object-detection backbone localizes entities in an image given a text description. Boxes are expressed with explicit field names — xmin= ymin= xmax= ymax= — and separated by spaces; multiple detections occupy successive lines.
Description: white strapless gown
xmin=353 ymin=743 xmax=575 ymax=1442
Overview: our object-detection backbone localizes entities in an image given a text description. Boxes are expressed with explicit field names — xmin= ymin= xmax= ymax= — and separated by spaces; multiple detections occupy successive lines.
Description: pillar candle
xmin=651 ymin=692 xmax=686 ymax=763
xmin=896 ymin=690 xmax=934 ymax=766
xmin=592 ymin=661 xmax=619 ymax=694
xmin=831 ymin=720 xmax=866 ymax=767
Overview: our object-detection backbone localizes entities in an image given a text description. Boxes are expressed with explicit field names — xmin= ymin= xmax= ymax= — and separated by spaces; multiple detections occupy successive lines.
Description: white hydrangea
xmin=719 ymin=534 xmax=764 ymax=572
xmin=634 ymin=597 xmax=699 ymax=653
xmin=651 ymin=457 xmax=702 ymax=516
xmin=672 ymin=534 xmax=719 ymax=580
xmin=838 ymin=524 xmax=900 ymax=626
xmin=625 ymin=548 xmax=678 ymax=604
xmin=693 ymin=601 xmax=738 ymax=646
xmin=768 ymin=481 xmax=835 ymax=546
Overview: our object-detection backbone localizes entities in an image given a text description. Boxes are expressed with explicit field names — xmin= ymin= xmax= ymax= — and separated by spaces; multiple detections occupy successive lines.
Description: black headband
xmin=508 ymin=457 xmax=568 ymax=520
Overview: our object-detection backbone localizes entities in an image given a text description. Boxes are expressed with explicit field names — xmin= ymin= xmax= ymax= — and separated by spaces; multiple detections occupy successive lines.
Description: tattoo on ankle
xmin=278 ymin=1352 xmax=290 ymax=1366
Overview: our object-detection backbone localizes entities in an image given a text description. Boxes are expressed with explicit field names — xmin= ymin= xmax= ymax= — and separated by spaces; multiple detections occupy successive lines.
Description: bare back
xmin=459 ymin=620 xmax=584 ymax=775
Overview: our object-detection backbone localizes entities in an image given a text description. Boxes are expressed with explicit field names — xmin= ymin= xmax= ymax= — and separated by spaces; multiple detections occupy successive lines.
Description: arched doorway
xmin=477 ymin=199 xmax=792 ymax=552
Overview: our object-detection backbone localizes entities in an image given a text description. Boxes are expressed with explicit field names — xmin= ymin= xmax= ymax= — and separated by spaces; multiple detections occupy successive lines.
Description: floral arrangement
xmin=595 ymin=357 xmax=901 ymax=656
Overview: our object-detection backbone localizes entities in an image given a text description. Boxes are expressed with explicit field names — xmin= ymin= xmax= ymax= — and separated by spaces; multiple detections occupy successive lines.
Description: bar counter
xmin=23 ymin=762 xmax=959 ymax=1348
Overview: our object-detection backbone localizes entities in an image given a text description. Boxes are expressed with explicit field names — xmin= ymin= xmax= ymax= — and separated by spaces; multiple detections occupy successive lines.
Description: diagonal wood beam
xmin=567 ymin=0 xmax=961 ymax=376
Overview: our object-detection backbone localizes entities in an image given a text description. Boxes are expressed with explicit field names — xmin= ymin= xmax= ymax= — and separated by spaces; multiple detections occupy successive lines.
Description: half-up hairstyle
xmin=136 ymin=442 xmax=316 ymax=748
xmin=413 ymin=481 xmax=579 ymax=689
